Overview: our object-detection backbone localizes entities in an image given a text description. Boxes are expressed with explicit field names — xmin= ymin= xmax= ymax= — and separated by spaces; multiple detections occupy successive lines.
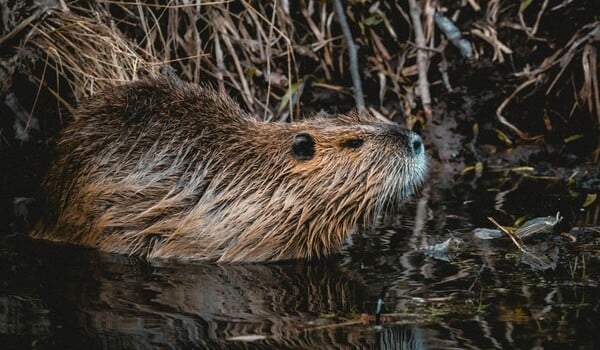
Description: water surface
xmin=1 ymin=171 xmax=598 ymax=349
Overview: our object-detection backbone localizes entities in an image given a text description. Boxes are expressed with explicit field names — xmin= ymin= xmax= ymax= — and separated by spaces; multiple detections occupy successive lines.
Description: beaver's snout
xmin=408 ymin=132 xmax=424 ymax=157
xmin=389 ymin=126 xmax=424 ymax=157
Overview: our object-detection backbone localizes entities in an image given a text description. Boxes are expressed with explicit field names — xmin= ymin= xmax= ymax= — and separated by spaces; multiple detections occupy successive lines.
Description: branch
xmin=333 ymin=0 xmax=365 ymax=114
xmin=407 ymin=0 xmax=432 ymax=120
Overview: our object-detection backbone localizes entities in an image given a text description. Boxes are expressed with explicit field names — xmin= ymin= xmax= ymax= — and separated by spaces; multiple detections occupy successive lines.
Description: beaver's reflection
xmin=32 ymin=249 xmax=432 ymax=349
xmin=85 ymin=256 xmax=364 ymax=346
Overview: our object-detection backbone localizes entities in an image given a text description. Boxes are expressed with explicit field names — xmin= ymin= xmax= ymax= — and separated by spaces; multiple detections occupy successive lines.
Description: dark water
xmin=1 ymin=171 xmax=599 ymax=349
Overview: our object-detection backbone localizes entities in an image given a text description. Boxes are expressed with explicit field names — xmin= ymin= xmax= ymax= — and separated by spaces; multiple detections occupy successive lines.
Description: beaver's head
xmin=286 ymin=112 xmax=427 ymax=213
xmin=158 ymin=110 xmax=427 ymax=262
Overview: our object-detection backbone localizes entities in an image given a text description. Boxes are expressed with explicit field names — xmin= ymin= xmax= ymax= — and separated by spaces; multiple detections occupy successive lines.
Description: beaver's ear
xmin=292 ymin=132 xmax=316 ymax=160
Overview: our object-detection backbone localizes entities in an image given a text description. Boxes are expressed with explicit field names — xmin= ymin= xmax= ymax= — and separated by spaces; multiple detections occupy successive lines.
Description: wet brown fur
xmin=32 ymin=77 xmax=427 ymax=262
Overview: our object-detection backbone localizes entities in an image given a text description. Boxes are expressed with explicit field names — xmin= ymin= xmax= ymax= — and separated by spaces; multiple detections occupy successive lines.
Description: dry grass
xmin=15 ymin=1 xmax=420 ymax=121
xmin=0 ymin=0 xmax=597 ymax=152
xmin=27 ymin=8 xmax=159 ymax=112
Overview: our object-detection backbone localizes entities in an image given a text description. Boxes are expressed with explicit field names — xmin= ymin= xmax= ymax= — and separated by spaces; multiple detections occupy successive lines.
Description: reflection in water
xmin=77 ymin=255 xmax=370 ymax=349
xmin=1 ymin=238 xmax=447 ymax=349
xmin=2 ymin=224 xmax=599 ymax=349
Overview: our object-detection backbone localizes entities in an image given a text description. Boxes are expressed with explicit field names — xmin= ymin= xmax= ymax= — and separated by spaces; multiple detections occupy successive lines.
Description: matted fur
xmin=32 ymin=77 xmax=427 ymax=262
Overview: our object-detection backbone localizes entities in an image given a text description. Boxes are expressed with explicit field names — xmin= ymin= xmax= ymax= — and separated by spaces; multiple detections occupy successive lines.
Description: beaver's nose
xmin=409 ymin=132 xmax=423 ymax=157
xmin=391 ymin=126 xmax=424 ymax=157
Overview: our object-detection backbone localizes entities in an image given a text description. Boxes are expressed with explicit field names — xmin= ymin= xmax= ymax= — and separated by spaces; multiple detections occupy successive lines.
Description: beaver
xmin=31 ymin=77 xmax=427 ymax=263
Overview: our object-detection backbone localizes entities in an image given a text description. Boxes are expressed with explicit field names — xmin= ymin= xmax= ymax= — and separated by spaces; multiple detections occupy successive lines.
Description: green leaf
xmin=364 ymin=16 xmax=382 ymax=26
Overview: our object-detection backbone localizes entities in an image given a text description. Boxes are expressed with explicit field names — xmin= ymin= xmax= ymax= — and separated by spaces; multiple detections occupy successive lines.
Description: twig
xmin=587 ymin=45 xmax=600 ymax=126
xmin=470 ymin=25 xmax=512 ymax=63
xmin=332 ymin=0 xmax=365 ymax=114
xmin=487 ymin=216 xmax=525 ymax=252
xmin=467 ymin=0 xmax=481 ymax=12
xmin=407 ymin=0 xmax=432 ymax=120
xmin=512 ymin=23 xmax=599 ymax=82
xmin=213 ymin=11 xmax=254 ymax=110
xmin=496 ymin=78 xmax=543 ymax=140
xmin=213 ymin=26 xmax=226 ymax=93
xmin=518 ymin=0 xmax=549 ymax=40
xmin=437 ymin=41 xmax=453 ymax=92
xmin=263 ymin=0 xmax=277 ymax=120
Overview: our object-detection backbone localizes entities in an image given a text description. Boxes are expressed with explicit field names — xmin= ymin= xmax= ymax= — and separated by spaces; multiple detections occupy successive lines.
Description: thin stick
xmin=263 ymin=0 xmax=277 ymax=120
xmin=332 ymin=0 xmax=365 ymax=114
xmin=407 ymin=0 xmax=432 ymax=120
xmin=496 ymin=78 xmax=542 ymax=140
xmin=487 ymin=216 xmax=525 ymax=252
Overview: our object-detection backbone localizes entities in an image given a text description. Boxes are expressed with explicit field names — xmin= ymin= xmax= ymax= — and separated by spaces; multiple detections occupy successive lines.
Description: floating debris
xmin=474 ymin=213 xmax=564 ymax=271
xmin=474 ymin=212 xmax=563 ymax=243
xmin=226 ymin=335 xmax=267 ymax=342
xmin=472 ymin=228 xmax=503 ymax=240
xmin=513 ymin=212 xmax=562 ymax=240
xmin=421 ymin=237 xmax=465 ymax=262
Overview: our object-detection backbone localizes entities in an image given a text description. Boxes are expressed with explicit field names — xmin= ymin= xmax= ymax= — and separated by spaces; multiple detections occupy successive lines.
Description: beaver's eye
xmin=340 ymin=138 xmax=364 ymax=149
xmin=292 ymin=132 xmax=315 ymax=160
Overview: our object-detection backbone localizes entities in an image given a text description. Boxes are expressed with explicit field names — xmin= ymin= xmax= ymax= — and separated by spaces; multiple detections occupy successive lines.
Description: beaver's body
xmin=32 ymin=77 xmax=427 ymax=262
